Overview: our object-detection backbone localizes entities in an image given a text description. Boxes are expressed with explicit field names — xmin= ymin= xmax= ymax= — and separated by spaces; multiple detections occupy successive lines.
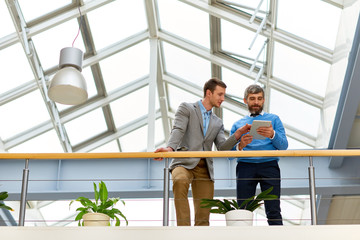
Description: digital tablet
xmin=249 ymin=120 xmax=271 ymax=139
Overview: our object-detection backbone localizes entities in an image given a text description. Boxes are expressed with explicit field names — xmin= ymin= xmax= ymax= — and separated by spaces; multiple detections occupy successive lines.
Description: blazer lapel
xmin=194 ymin=102 xmax=205 ymax=137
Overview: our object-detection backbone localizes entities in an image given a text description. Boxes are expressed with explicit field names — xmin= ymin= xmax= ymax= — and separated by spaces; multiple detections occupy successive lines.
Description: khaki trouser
xmin=171 ymin=159 xmax=214 ymax=226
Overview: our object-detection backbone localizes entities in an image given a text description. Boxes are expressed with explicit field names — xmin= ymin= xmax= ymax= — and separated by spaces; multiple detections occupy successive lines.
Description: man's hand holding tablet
xmin=249 ymin=120 xmax=272 ymax=139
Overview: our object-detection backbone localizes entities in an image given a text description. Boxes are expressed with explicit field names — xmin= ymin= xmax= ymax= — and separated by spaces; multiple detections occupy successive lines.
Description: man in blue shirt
xmin=230 ymin=84 xmax=288 ymax=225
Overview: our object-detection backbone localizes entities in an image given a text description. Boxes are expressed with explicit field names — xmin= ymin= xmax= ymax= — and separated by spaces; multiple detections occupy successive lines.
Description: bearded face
xmin=248 ymin=102 xmax=263 ymax=115
xmin=244 ymin=92 xmax=265 ymax=115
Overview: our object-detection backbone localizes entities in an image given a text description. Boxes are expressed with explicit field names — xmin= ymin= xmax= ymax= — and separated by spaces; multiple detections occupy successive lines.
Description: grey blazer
xmin=167 ymin=101 xmax=238 ymax=180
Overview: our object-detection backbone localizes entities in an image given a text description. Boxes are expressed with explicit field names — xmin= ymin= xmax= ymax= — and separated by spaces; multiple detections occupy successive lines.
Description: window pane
xmin=100 ymin=40 xmax=149 ymax=92
xmin=221 ymin=19 xmax=268 ymax=64
xmin=270 ymin=89 xmax=320 ymax=137
xmin=111 ymin=87 xmax=150 ymax=128
xmin=120 ymin=125 xmax=147 ymax=152
xmin=8 ymin=130 xmax=63 ymax=153
xmin=273 ymin=42 xmax=330 ymax=97
xmin=167 ymin=84 xmax=199 ymax=111
xmin=87 ymin=0 xmax=147 ymax=50
xmin=287 ymin=136 xmax=313 ymax=150
xmin=222 ymin=67 xmax=254 ymax=99
xmin=119 ymin=119 xmax=163 ymax=152
xmin=223 ymin=108 xmax=243 ymax=133
xmin=0 ymin=43 xmax=34 ymax=93
xmin=0 ymin=90 xmax=50 ymax=140
xmin=90 ymin=140 xmax=120 ymax=153
xmin=163 ymin=42 xmax=211 ymax=87
xmin=154 ymin=119 xmax=165 ymax=147
xmin=64 ymin=108 xmax=107 ymax=146
xmin=158 ymin=0 xmax=210 ymax=48
xmin=277 ymin=0 xmax=341 ymax=50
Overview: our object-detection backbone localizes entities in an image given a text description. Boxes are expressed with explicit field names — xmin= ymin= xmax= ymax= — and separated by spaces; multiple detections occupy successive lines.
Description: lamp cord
xmin=72 ymin=6 xmax=83 ymax=47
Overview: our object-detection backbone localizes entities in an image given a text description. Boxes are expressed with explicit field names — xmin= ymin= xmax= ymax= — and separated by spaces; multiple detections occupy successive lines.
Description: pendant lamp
xmin=48 ymin=47 xmax=88 ymax=105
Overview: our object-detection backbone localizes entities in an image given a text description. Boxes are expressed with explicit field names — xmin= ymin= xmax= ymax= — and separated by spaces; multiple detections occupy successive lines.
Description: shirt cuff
xmin=270 ymin=130 xmax=276 ymax=140
xmin=236 ymin=143 xmax=242 ymax=151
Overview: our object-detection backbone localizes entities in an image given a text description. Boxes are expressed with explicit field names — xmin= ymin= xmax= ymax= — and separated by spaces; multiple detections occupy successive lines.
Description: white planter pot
xmin=83 ymin=213 xmax=110 ymax=226
xmin=225 ymin=209 xmax=253 ymax=226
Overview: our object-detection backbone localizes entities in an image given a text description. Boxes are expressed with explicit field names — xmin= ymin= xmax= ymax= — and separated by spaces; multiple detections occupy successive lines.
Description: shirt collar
xmin=199 ymin=100 xmax=212 ymax=115
xmin=248 ymin=111 xmax=264 ymax=117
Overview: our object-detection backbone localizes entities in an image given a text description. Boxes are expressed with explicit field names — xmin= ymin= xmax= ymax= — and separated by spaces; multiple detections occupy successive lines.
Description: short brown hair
xmin=203 ymin=78 xmax=227 ymax=97
xmin=244 ymin=84 xmax=264 ymax=99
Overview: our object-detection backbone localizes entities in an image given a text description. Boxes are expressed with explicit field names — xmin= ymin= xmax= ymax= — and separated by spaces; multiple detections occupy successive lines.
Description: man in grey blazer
xmin=155 ymin=78 xmax=250 ymax=226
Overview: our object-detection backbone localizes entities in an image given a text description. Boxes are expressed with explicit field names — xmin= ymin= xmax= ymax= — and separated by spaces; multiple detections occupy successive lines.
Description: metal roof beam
xmin=144 ymin=0 xmax=159 ymax=38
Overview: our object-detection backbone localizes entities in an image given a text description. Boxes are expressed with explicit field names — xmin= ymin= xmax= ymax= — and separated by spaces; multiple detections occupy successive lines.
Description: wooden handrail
xmin=0 ymin=149 xmax=360 ymax=159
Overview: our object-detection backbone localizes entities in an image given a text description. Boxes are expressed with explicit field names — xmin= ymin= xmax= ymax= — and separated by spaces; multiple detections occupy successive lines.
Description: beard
xmin=248 ymin=104 xmax=263 ymax=115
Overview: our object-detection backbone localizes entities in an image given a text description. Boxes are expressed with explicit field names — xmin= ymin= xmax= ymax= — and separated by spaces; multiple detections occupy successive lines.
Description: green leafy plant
xmin=69 ymin=181 xmax=128 ymax=226
xmin=0 ymin=191 xmax=14 ymax=211
xmin=200 ymin=187 xmax=277 ymax=214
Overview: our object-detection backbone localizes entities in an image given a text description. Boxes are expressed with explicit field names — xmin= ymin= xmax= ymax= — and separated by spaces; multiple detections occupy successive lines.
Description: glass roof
xmin=1 ymin=0 xmax=359 ymax=227
xmin=0 ymin=0 xmax=356 ymax=152
xmin=0 ymin=0 xmax=356 ymax=154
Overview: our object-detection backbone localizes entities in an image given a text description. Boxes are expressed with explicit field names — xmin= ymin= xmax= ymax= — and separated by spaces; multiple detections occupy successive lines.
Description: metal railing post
xmin=162 ymin=157 xmax=170 ymax=226
xmin=308 ymin=156 xmax=318 ymax=225
xmin=19 ymin=159 xmax=30 ymax=226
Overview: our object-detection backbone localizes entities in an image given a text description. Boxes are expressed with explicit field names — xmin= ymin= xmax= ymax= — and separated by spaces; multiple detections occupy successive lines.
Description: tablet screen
xmin=249 ymin=120 xmax=271 ymax=139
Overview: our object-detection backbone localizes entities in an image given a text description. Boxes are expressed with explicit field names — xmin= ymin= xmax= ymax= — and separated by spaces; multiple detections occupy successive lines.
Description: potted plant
xmin=201 ymin=187 xmax=277 ymax=226
xmin=69 ymin=181 xmax=128 ymax=226
xmin=0 ymin=191 xmax=14 ymax=211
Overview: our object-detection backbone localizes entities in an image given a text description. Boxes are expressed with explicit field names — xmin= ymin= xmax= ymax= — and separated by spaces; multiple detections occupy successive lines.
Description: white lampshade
xmin=48 ymin=47 xmax=88 ymax=105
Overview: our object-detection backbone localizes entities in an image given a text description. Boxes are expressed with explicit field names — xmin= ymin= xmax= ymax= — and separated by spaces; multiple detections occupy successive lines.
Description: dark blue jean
xmin=236 ymin=160 xmax=283 ymax=225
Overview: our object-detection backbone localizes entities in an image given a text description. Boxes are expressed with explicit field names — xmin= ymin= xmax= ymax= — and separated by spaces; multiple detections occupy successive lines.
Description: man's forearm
xmin=218 ymin=134 xmax=238 ymax=150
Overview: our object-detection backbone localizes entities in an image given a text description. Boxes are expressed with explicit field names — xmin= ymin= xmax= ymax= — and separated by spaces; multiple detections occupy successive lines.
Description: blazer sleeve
xmin=214 ymin=120 xmax=238 ymax=151
xmin=167 ymin=102 xmax=190 ymax=151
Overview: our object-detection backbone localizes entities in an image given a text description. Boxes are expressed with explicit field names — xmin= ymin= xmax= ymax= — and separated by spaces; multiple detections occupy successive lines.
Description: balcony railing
xmin=1 ymin=149 xmax=360 ymax=226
